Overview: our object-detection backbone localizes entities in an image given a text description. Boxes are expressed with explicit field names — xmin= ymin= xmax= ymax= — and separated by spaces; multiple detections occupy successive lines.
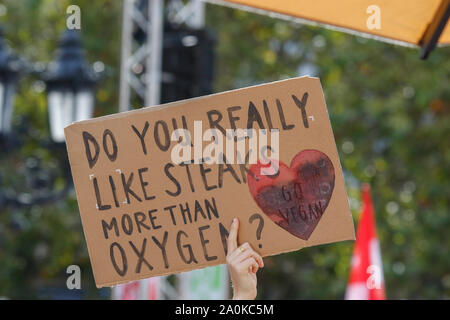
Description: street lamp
xmin=44 ymin=29 xmax=97 ymax=143
xmin=0 ymin=28 xmax=99 ymax=208
xmin=0 ymin=26 xmax=22 ymax=137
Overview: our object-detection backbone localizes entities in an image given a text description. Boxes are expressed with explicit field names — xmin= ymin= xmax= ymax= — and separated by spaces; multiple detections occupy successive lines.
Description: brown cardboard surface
xmin=64 ymin=76 xmax=355 ymax=288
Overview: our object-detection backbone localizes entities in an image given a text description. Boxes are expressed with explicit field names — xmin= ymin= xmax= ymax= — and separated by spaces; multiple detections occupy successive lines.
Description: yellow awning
xmin=215 ymin=0 xmax=450 ymax=58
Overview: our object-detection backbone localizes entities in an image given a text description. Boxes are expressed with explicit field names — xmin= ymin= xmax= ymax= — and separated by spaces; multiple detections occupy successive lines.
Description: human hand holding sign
xmin=226 ymin=218 xmax=264 ymax=300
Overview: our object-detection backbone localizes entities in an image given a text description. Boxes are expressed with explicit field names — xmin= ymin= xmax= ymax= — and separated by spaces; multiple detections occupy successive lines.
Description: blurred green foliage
xmin=0 ymin=0 xmax=449 ymax=299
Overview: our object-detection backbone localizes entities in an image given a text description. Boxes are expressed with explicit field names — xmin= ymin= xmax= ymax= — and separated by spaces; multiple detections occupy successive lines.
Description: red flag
xmin=345 ymin=184 xmax=386 ymax=300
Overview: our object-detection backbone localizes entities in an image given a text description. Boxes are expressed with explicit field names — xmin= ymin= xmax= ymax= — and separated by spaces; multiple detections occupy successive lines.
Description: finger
xmin=240 ymin=257 xmax=259 ymax=273
xmin=251 ymin=251 xmax=264 ymax=268
xmin=234 ymin=243 xmax=264 ymax=268
xmin=227 ymin=241 xmax=249 ymax=261
xmin=227 ymin=218 xmax=239 ymax=254
xmin=233 ymin=243 xmax=254 ymax=261
xmin=228 ymin=242 xmax=252 ymax=261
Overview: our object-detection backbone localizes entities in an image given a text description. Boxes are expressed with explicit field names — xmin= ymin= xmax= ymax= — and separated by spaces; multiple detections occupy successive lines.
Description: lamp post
xmin=0 ymin=28 xmax=98 ymax=208
xmin=44 ymin=29 xmax=97 ymax=143
xmin=0 ymin=26 xmax=22 ymax=138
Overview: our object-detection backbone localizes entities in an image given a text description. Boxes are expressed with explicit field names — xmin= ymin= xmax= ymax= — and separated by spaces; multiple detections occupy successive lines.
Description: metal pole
xmin=145 ymin=0 xmax=164 ymax=107
xmin=119 ymin=0 xmax=134 ymax=112
xmin=190 ymin=0 xmax=205 ymax=29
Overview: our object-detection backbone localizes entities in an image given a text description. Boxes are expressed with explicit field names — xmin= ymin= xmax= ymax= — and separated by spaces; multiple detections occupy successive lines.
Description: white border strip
xmin=205 ymin=0 xmax=420 ymax=48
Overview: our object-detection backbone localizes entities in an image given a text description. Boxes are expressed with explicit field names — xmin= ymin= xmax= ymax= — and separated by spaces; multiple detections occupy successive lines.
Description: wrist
xmin=233 ymin=290 xmax=256 ymax=300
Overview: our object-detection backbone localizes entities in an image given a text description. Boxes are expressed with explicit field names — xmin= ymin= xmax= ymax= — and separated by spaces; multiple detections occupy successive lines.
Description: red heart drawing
xmin=247 ymin=149 xmax=335 ymax=240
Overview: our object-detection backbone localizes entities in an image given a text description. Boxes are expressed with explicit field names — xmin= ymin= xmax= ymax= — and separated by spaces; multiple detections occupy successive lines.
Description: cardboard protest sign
xmin=64 ymin=76 xmax=355 ymax=288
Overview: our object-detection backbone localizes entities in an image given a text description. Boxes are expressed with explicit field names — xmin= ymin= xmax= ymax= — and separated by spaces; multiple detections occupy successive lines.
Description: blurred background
xmin=0 ymin=0 xmax=448 ymax=299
